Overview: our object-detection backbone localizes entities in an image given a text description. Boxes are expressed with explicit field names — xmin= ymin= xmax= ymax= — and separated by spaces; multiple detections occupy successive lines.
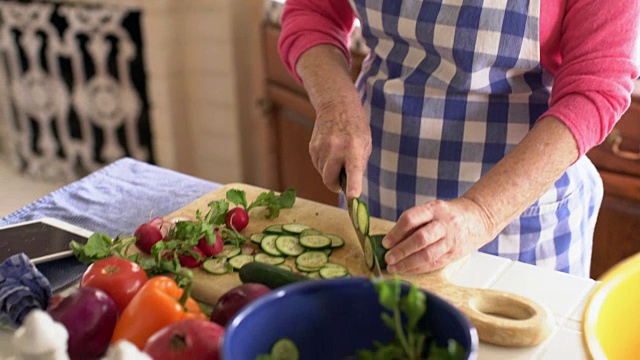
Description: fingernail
xmin=387 ymin=265 xmax=396 ymax=274
xmin=382 ymin=238 xmax=391 ymax=249
xmin=385 ymin=253 xmax=395 ymax=265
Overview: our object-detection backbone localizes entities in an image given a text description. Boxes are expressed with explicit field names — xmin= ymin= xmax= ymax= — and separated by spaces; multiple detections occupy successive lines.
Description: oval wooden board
xmin=163 ymin=183 xmax=555 ymax=347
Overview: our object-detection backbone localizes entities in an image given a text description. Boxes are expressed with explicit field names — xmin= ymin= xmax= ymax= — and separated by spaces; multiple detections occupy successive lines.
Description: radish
xmin=178 ymin=246 xmax=205 ymax=268
xmin=225 ymin=207 xmax=249 ymax=232
xmin=197 ymin=230 xmax=223 ymax=257
xmin=134 ymin=217 xmax=173 ymax=254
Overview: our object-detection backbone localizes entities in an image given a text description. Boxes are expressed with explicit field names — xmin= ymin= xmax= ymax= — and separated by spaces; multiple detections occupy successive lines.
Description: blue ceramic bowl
xmin=223 ymin=277 xmax=479 ymax=359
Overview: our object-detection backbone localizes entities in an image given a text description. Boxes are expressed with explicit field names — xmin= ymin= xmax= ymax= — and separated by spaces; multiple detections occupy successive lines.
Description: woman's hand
xmin=381 ymin=197 xmax=495 ymax=274
xmin=309 ymin=96 xmax=371 ymax=198
xmin=296 ymin=44 xmax=372 ymax=198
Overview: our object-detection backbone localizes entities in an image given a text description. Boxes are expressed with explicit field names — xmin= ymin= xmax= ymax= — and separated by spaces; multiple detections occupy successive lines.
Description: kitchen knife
xmin=339 ymin=168 xmax=383 ymax=277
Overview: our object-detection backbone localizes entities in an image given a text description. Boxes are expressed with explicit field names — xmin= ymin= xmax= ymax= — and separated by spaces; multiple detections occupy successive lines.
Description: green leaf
xmin=246 ymin=188 xmax=297 ymax=219
xmin=400 ymin=284 xmax=426 ymax=331
xmin=70 ymin=233 xmax=114 ymax=264
xmin=226 ymin=189 xmax=248 ymax=208
xmin=427 ymin=339 xmax=465 ymax=360
xmin=380 ymin=312 xmax=396 ymax=331
xmin=374 ymin=279 xmax=398 ymax=311
xmin=204 ymin=199 xmax=230 ymax=225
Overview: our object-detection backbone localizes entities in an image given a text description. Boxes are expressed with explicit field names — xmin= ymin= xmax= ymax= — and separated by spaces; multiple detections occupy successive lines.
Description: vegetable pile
xmin=9 ymin=187 xmax=303 ymax=359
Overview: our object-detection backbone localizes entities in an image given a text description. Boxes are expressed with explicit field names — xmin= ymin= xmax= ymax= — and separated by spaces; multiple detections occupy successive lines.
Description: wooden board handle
xmin=437 ymin=286 xmax=555 ymax=347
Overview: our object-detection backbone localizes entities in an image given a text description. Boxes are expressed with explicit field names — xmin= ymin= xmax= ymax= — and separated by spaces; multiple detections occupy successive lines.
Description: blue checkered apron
xmin=349 ymin=0 xmax=603 ymax=277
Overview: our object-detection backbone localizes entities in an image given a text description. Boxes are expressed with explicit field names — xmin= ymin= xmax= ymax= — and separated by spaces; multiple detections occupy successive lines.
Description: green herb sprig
xmin=357 ymin=277 xmax=465 ymax=360
xmin=227 ymin=188 xmax=296 ymax=219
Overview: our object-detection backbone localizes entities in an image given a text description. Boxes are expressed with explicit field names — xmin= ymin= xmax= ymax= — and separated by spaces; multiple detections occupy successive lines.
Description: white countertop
xmin=0 ymin=251 xmax=595 ymax=359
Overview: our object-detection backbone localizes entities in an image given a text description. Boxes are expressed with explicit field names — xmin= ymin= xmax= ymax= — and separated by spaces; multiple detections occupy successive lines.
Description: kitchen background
xmin=0 ymin=0 xmax=638 ymax=280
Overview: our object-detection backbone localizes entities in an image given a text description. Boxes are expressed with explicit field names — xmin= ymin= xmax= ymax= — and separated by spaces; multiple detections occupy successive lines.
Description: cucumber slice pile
xmin=201 ymin=222 xmax=350 ymax=278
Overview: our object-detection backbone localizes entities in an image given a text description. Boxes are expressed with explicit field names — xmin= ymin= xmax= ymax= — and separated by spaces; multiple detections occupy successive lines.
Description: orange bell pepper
xmin=110 ymin=275 xmax=206 ymax=349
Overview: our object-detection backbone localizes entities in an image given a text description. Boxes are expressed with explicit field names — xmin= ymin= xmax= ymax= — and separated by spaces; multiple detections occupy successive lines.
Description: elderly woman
xmin=278 ymin=0 xmax=640 ymax=277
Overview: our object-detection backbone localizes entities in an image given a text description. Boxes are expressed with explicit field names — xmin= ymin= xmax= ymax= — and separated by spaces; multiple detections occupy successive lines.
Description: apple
xmin=210 ymin=283 xmax=271 ymax=327
xmin=143 ymin=319 xmax=224 ymax=360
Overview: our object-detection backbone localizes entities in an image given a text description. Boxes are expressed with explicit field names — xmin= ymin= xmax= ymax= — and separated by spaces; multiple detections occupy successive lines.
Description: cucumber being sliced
xmin=299 ymin=234 xmax=331 ymax=249
xmin=249 ymin=233 xmax=265 ymax=244
xmin=275 ymin=235 xmax=305 ymax=256
xmin=324 ymin=234 xmax=345 ymax=248
xmin=260 ymin=234 xmax=283 ymax=256
xmin=270 ymin=338 xmax=299 ymax=360
xmin=215 ymin=244 xmax=241 ymax=259
xmin=282 ymin=223 xmax=312 ymax=234
xmin=357 ymin=200 xmax=370 ymax=236
xmin=296 ymin=251 xmax=328 ymax=270
xmin=238 ymin=262 xmax=307 ymax=289
xmin=201 ymin=258 xmax=230 ymax=275
xmin=228 ymin=254 xmax=254 ymax=270
xmin=264 ymin=224 xmax=285 ymax=234
xmin=369 ymin=234 xmax=388 ymax=270
xmin=319 ymin=263 xmax=349 ymax=278
xmin=254 ymin=252 xmax=286 ymax=265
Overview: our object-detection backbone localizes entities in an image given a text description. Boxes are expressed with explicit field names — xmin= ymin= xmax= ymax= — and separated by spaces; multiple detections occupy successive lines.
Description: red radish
xmin=210 ymin=283 xmax=271 ymax=326
xmin=197 ymin=231 xmax=223 ymax=257
xmin=134 ymin=217 xmax=173 ymax=254
xmin=225 ymin=207 xmax=249 ymax=232
xmin=178 ymin=246 xmax=205 ymax=268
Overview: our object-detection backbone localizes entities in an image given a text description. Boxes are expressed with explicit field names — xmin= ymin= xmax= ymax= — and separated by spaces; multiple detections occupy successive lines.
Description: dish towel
xmin=0 ymin=157 xmax=221 ymax=291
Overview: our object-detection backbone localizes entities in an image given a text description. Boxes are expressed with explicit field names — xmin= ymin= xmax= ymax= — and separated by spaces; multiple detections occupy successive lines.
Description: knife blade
xmin=339 ymin=168 xmax=383 ymax=277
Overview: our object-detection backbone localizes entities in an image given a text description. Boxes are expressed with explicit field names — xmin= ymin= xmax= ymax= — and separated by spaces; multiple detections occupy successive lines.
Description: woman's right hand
xmin=295 ymin=44 xmax=372 ymax=198
xmin=309 ymin=93 xmax=371 ymax=198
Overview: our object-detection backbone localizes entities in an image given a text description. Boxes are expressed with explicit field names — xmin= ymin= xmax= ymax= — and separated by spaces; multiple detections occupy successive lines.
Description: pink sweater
xmin=279 ymin=0 xmax=640 ymax=157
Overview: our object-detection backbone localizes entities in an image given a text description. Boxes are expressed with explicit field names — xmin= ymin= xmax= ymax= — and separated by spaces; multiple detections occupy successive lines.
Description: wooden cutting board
xmin=164 ymin=183 xmax=555 ymax=347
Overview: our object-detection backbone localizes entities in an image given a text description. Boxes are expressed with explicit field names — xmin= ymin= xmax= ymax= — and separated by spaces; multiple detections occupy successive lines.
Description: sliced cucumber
xmin=357 ymin=200 xmax=370 ymax=236
xmin=324 ymin=234 xmax=345 ymax=248
xmin=277 ymin=264 xmax=293 ymax=271
xmin=270 ymin=338 xmax=299 ymax=360
xmin=249 ymin=233 xmax=265 ymax=244
xmin=296 ymin=251 xmax=328 ymax=270
xmin=296 ymin=263 xmax=321 ymax=272
xmin=260 ymin=234 xmax=283 ymax=256
xmin=282 ymin=223 xmax=312 ymax=234
xmin=254 ymin=252 xmax=286 ymax=265
xmin=264 ymin=224 xmax=285 ymax=234
xmin=319 ymin=263 xmax=349 ymax=278
xmin=349 ymin=198 xmax=360 ymax=230
xmin=202 ymin=258 xmax=230 ymax=275
xmin=323 ymin=248 xmax=332 ymax=256
xmin=306 ymin=271 xmax=321 ymax=279
xmin=299 ymin=234 xmax=331 ymax=249
xmin=299 ymin=228 xmax=321 ymax=237
xmin=229 ymin=254 xmax=254 ymax=270
xmin=363 ymin=235 xmax=374 ymax=270
xmin=216 ymin=244 xmax=241 ymax=258
xmin=275 ymin=235 xmax=305 ymax=256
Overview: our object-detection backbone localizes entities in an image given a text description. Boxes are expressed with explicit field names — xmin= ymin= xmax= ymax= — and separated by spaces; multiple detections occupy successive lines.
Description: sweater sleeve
xmin=278 ymin=0 xmax=357 ymax=83
xmin=541 ymin=0 xmax=640 ymax=157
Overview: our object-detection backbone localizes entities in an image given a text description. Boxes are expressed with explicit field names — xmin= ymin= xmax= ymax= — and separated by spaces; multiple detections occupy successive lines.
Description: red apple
xmin=210 ymin=283 xmax=271 ymax=327
xmin=143 ymin=319 xmax=224 ymax=360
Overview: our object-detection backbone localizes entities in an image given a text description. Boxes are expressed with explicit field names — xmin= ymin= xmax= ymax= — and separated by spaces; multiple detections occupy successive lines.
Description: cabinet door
xmin=591 ymin=190 xmax=640 ymax=279
xmin=268 ymin=84 xmax=339 ymax=207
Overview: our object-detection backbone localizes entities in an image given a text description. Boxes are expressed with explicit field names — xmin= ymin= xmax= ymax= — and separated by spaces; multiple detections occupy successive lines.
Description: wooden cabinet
xmin=587 ymin=85 xmax=640 ymax=279
xmin=262 ymin=24 xmax=364 ymax=206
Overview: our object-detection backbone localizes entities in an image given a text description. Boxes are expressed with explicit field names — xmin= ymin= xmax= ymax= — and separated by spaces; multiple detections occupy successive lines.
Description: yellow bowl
xmin=583 ymin=252 xmax=640 ymax=359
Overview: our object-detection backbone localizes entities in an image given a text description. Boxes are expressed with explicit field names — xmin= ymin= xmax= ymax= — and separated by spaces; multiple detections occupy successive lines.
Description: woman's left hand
xmin=382 ymin=197 xmax=496 ymax=274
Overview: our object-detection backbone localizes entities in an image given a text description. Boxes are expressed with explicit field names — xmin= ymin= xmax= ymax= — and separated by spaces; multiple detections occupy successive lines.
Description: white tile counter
xmin=0 ymin=251 xmax=595 ymax=359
